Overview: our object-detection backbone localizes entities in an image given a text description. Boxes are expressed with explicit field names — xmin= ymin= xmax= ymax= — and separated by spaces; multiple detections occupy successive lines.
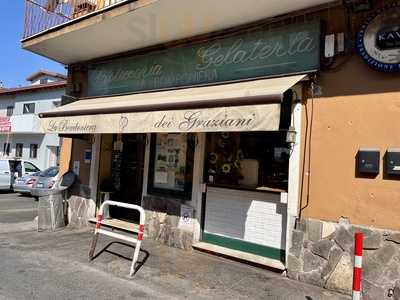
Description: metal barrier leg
xmin=129 ymin=224 xmax=144 ymax=276
xmin=89 ymin=214 xmax=103 ymax=261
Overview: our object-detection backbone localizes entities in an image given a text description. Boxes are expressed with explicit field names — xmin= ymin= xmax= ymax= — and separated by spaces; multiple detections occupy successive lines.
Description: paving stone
xmin=290 ymin=230 xmax=304 ymax=258
xmin=322 ymin=222 xmax=337 ymax=239
xmin=386 ymin=233 xmax=400 ymax=244
xmin=350 ymin=225 xmax=374 ymax=237
xmin=394 ymin=281 xmax=400 ymax=300
xmin=363 ymin=258 xmax=385 ymax=283
xmin=296 ymin=218 xmax=308 ymax=233
xmin=311 ymin=239 xmax=334 ymax=260
xmin=321 ymin=246 xmax=343 ymax=279
xmin=338 ymin=217 xmax=350 ymax=226
xmin=303 ymin=250 xmax=326 ymax=272
xmin=362 ymin=279 xmax=387 ymax=300
xmin=287 ymin=254 xmax=302 ymax=280
xmin=363 ymin=231 xmax=383 ymax=250
xmin=308 ymin=219 xmax=323 ymax=242
xmin=374 ymin=243 xmax=398 ymax=265
xmin=325 ymin=253 xmax=352 ymax=295
xmin=303 ymin=239 xmax=313 ymax=250
xmin=380 ymin=262 xmax=400 ymax=286
xmin=334 ymin=226 xmax=354 ymax=253
xmin=299 ymin=270 xmax=324 ymax=288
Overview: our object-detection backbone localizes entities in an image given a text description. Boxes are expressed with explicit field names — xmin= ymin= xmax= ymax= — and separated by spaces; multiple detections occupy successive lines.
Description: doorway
xmin=110 ymin=134 xmax=146 ymax=222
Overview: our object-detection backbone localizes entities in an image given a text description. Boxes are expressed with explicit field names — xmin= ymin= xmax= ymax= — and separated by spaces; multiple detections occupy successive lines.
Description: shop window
xmin=205 ymin=132 xmax=290 ymax=191
xmin=29 ymin=144 xmax=38 ymax=158
xmin=3 ymin=143 xmax=10 ymax=156
xmin=148 ymin=133 xmax=195 ymax=200
xmin=16 ymin=143 xmax=23 ymax=158
xmin=6 ymin=106 xmax=14 ymax=117
xmin=23 ymin=103 xmax=35 ymax=114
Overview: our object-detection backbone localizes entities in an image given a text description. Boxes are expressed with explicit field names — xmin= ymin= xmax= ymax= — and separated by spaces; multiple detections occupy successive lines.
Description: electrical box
xmin=357 ymin=149 xmax=380 ymax=174
xmin=385 ymin=149 xmax=400 ymax=176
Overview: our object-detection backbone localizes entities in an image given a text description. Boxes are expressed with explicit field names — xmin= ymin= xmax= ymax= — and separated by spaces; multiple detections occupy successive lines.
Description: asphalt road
xmin=0 ymin=192 xmax=37 ymax=224
xmin=0 ymin=193 xmax=350 ymax=300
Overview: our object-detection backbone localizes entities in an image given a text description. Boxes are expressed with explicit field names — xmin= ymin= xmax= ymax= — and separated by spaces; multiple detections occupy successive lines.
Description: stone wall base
xmin=67 ymin=184 xmax=95 ymax=228
xmin=143 ymin=195 xmax=194 ymax=251
xmin=287 ymin=218 xmax=400 ymax=299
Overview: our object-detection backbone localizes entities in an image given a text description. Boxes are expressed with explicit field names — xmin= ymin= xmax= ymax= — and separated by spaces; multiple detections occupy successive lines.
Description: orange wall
xmin=69 ymin=137 xmax=92 ymax=186
xmin=300 ymin=55 xmax=400 ymax=230
xmin=59 ymin=138 xmax=72 ymax=176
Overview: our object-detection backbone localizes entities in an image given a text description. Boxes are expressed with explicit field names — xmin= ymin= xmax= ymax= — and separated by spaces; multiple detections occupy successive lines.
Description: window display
xmin=205 ymin=132 xmax=289 ymax=191
xmin=148 ymin=133 xmax=194 ymax=199
xmin=153 ymin=134 xmax=187 ymax=191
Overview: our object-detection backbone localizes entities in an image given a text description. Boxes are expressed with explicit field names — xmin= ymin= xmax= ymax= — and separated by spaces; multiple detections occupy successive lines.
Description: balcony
xmin=23 ymin=0 xmax=128 ymax=39
xmin=22 ymin=0 xmax=339 ymax=65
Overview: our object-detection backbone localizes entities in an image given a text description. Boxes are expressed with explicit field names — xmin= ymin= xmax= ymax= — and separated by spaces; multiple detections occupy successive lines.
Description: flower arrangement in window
xmin=207 ymin=133 xmax=243 ymax=185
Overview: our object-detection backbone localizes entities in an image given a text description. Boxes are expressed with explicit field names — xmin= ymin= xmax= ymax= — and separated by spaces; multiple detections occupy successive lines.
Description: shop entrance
xmin=110 ymin=134 xmax=146 ymax=222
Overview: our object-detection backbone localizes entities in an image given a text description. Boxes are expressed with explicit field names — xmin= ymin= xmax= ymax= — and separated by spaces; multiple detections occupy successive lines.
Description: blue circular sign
xmin=356 ymin=3 xmax=400 ymax=72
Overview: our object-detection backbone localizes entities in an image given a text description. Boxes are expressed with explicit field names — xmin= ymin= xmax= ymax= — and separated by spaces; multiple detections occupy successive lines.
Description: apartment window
xmin=39 ymin=78 xmax=48 ymax=84
xmin=15 ymin=143 xmax=23 ymax=158
xmin=6 ymin=106 xmax=14 ymax=117
xmin=23 ymin=103 xmax=35 ymax=114
xmin=29 ymin=144 xmax=38 ymax=159
xmin=3 ymin=143 xmax=10 ymax=156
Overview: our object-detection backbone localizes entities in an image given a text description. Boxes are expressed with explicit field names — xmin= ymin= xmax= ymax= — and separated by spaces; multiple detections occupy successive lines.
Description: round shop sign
xmin=356 ymin=3 xmax=400 ymax=72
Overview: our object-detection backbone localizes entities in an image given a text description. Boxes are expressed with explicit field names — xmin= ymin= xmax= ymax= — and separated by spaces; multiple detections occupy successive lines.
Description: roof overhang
xmin=22 ymin=0 xmax=339 ymax=65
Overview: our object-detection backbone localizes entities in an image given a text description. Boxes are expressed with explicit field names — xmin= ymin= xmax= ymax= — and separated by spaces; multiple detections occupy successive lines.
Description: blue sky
xmin=0 ymin=1 xmax=66 ymax=88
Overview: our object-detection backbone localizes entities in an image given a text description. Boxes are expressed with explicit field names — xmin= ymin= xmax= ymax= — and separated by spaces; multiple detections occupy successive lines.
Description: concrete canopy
xmin=22 ymin=0 xmax=337 ymax=64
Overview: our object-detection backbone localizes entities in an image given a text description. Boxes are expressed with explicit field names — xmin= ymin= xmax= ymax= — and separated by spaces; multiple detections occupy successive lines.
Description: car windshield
xmin=39 ymin=167 xmax=59 ymax=178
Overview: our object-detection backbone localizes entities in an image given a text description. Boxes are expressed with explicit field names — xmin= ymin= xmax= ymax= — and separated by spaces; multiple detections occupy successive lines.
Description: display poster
xmin=153 ymin=134 xmax=187 ymax=191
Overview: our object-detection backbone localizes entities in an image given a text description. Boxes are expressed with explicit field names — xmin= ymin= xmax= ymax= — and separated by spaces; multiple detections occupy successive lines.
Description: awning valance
xmin=39 ymin=74 xmax=307 ymax=134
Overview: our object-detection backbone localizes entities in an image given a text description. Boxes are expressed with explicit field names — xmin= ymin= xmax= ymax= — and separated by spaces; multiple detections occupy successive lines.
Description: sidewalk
xmin=0 ymin=220 xmax=350 ymax=300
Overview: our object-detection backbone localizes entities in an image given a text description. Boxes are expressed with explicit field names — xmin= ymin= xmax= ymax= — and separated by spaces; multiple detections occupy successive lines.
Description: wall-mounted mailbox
xmin=385 ymin=149 xmax=400 ymax=176
xmin=357 ymin=149 xmax=380 ymax=174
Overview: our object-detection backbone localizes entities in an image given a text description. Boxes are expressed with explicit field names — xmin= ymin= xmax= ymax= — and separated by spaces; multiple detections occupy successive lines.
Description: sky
xmin=0 ymin=0 xmax=66 ymax=88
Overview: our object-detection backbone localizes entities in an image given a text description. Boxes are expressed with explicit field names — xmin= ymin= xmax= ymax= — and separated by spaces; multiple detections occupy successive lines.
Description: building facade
xmin=0 ymin=71 xmax=66 ymax=170
xmin=21 ymin=0 xmax=400 ymax=298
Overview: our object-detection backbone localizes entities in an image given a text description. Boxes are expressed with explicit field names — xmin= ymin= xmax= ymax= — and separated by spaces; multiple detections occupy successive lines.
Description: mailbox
xmin=357 ymin=149 xmax=380 ymax=174
xmin=385 ymin=149 xmax=400 ymax=176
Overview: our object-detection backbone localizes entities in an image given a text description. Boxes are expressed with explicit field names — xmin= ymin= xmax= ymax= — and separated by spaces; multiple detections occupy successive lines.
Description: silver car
xmin=31 ymin=167 xmax=60 ymax=199
xmin=13 ymin=171 xmax=40 ymax=195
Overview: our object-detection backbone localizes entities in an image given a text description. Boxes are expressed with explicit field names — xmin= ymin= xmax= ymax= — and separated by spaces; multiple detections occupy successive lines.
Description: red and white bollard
xmin=352 ymin=232 xmax=363 ymax=300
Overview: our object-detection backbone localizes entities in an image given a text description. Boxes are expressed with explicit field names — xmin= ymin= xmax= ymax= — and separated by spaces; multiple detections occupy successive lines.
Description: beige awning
xmin=39 ymin=74 xmax=307 ymax=134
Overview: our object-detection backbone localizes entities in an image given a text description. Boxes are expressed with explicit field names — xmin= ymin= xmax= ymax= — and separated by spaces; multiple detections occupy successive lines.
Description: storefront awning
xmin=39 ymin=74 xmax=307 ymax=134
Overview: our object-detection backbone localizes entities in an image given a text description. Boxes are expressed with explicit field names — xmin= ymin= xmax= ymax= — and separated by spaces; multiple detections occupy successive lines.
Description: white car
xmin=0 ymin=159 xmax=40 ymax=191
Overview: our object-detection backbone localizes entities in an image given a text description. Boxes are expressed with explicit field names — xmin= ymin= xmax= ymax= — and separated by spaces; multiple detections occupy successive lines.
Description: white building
xmin=0 ymin=71 xmax=66 ymax=170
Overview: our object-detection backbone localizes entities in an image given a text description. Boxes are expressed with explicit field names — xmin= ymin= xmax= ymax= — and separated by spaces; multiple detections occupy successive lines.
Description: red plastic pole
xmin=352 ymin=232 xmax=363 ymax=300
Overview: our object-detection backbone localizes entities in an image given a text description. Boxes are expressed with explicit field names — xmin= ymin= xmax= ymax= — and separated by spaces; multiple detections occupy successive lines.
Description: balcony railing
xmin=23 ymin=0 xmax=127 ymax=39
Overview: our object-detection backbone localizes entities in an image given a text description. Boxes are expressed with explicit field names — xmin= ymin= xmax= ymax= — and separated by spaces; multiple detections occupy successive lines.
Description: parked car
xmin=31 ymin=167 xmax=60 ymax=199
xmin=13 ymin=171 xmax=41 ymax=195
xmin=0 ymin=159 xmax=40 ymax=191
